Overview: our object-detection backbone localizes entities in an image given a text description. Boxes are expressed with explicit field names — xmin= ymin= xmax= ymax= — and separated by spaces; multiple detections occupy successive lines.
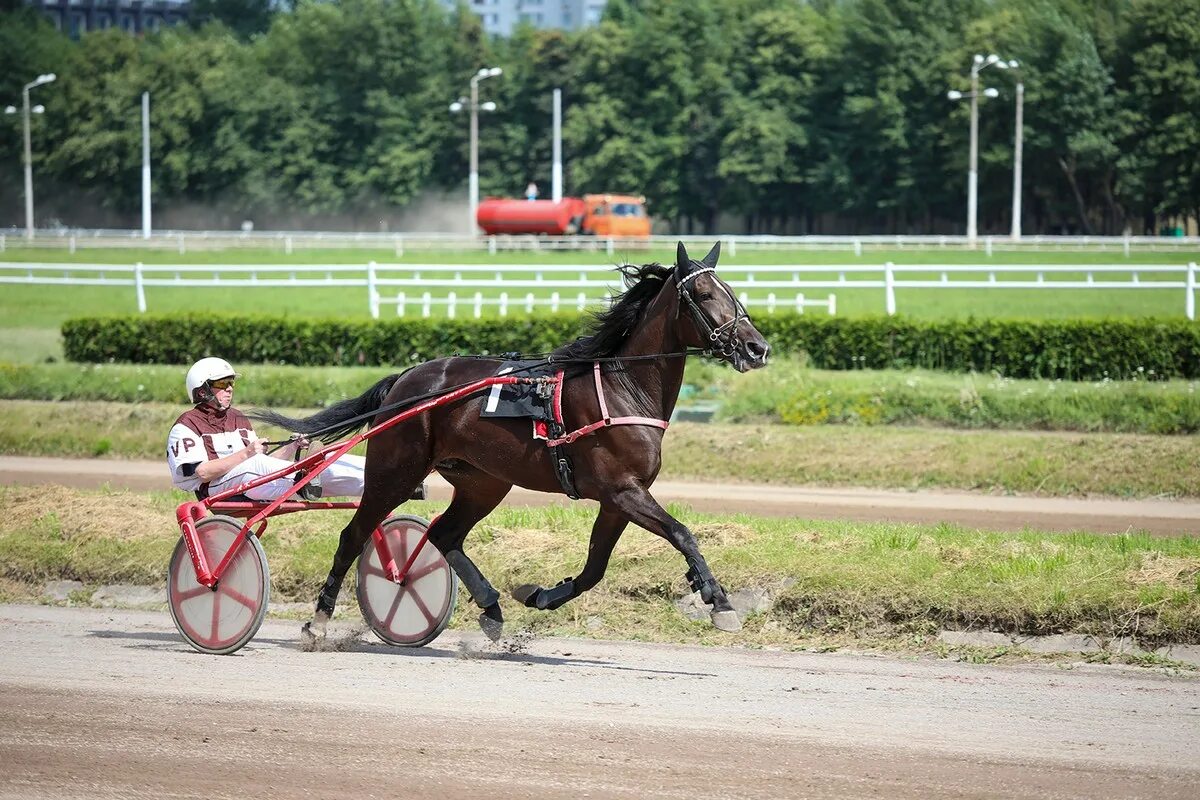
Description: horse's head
xmin=673 ymin=241 xmax=769 ymax=372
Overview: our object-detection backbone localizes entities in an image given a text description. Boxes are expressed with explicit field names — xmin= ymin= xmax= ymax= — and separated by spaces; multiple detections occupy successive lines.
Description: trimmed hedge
xmin=62 ymin=313 xmax=1200 ymax=380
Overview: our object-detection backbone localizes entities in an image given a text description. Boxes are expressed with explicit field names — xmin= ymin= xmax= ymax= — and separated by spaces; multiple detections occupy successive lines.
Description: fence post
xmin=551 ymin=292 xmax=560 ymax=312
xmin=394 ymin=235 xmax=403 ymax=258
xmin=488 ymin=236 xmax=497 ymax=255
xmin=828 ymin=294 xmax=836 ymax=316
xmin=606 ymin=237 xmax=614 ymax=257
xmin=499 ymin=292 xmax=508 ymax=317
xmin=396 ymin=292 xmax=405 ymax=317
xmin=178 ymin=234 xmax=185 ymax=255
xmin=525 ymin=293 xmax=534 ymax=313
xmin=134 ymin=262 xmax=147 ymax=313
xmin=474 ymin=292 xmax=483 ymax=319
xmin=448 ymin=291 xmax=457 ymax=319
xmin=285 ymin=235 xmax=293 ymax=255
xmin=767 ymin=292 xmax=776 ymax=314
xmin=985 ymin=236 xmax=993 ymax=257
xmin=367 ymin=261 xmax=379 ymax=319
xmin=577 ymin=292 xmax=586 ymax=311
xmin=1124 ymin=233 xmax=1131 ymax=258
xmin=422 ymin=292 xmax=432 ymax=318
xmin=1188 ymin=262 xmax=1196 ymax=321
xmin=727 ymin=236 xmax=736 ymax=258
xmin=69 ymin=235 xmax=76 ymax=254
xmin=884 ymin=261 xmax=896 ymax=315
xmin=854 ymin=239 xmax=862 ymax=257
xmin=0 ymin=233 xmax=5 ymax=252
xmin=795 ymin=293 xmax=805 ymax=315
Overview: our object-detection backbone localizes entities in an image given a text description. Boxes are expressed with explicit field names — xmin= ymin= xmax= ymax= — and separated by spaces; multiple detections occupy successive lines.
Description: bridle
xmin=675 ymin=265 xmax=748 ymax=361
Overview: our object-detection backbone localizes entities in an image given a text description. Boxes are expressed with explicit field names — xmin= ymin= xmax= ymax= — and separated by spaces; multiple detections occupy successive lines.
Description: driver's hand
xmin=247 ymin=439 xmax=266 ymax=457
xmin=291 ymin=435 xmax=311 ymax=450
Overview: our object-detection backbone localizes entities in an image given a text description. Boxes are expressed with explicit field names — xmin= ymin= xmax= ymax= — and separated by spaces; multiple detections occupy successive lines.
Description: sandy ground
xmin=0 ymin=605 xmax=1197 ymax=799
xmin=2 ymin=455 xmax=1198 ymax=535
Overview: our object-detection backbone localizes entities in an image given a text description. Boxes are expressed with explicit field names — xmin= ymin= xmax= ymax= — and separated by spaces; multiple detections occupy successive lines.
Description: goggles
xmin=209 ymin=378 xmax=236 ymax=391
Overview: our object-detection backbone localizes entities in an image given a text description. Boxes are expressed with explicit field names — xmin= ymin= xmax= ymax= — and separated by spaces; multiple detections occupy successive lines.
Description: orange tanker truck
xmin=476 ymin=194 xmax=651 ymax=237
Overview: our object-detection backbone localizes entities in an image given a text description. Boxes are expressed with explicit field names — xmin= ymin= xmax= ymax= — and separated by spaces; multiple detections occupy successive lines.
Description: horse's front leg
xmin=512 ymin=508 xmax=628 ymax=611
xmin=604 ymin=483 xmax=741 ymax=632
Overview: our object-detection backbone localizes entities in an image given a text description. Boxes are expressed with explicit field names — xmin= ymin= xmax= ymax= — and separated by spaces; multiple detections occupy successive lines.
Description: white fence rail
xmin=1 ymin=261 xmax=1195 ymax=319
xmin=3 ymin=228 xmax=1200 ymax=256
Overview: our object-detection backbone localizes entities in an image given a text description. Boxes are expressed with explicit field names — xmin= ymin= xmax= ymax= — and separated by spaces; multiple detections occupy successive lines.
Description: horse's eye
xmin=697 ymin=292 xmax=712 ymax=301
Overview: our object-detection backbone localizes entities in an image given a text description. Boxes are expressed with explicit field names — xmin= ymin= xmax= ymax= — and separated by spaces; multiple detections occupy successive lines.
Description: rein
xmin=262 ymin=266 xmax=737 ymax=446
xmin=261 ymin=349 xmax=707 ymax=446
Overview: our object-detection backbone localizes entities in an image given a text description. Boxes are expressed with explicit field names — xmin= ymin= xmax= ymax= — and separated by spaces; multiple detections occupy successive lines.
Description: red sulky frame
xmin=174 ymin=374 xmax=526 ymax=590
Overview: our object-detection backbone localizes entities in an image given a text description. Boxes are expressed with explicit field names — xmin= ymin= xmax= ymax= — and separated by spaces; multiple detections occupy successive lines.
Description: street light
xmin=1005 ymin=60 xmax=1024 ymax=241
xmin=5 ymin=73 xmax=57 ymax=240
xmin=450 ymin=66 xmax=502 ymax=234
xmin=947 ymin=55 xmax=1006 ymax=246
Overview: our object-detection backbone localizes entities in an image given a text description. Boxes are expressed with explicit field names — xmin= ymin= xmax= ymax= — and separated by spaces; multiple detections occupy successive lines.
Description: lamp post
xmin=5 ymin=73 xmax=56 ymax=240
xmin=450 ymin=66 xmax=502 ymax=234
xmin=1007 ymin=61 xmax=1024 ymax=241
xmin=947 ymin=54 xmax=1006 ymax=246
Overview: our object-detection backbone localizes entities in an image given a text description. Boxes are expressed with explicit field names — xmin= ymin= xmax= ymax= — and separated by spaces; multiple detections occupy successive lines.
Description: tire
xmin=356 ymin=515 xmax=457 ymax=647
xmin=167 ymin=515 xmax=270 ymax=655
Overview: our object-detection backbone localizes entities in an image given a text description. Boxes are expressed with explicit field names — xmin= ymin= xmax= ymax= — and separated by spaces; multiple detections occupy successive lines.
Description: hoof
xmin=301 ymin=610 xmax=330 ymax=645
xmin=511 ymin=584 xmax=540 ymax=607
xmin=478 ymin=612 xmax=504 ymax=643
xmin=711 ymin=609 xmax=742 ymax=632
xmin=300 ymin=621 xmax=325 ymax=645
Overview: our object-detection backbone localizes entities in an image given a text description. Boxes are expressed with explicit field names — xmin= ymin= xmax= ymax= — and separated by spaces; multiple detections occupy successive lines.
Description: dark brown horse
xmin=254 ymin=241 xmax=769 ymax=642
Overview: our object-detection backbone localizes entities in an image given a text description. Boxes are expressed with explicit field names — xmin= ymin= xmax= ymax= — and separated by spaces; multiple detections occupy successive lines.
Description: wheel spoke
xmin=392 ymin=531 xmax=411 ymax=575
xmin=361 ymin=563 xmax=388 ymax=581
xmin=407 ymin=585 xmax=437 ymax=625
xmin=382 ymin=585 xmax=406 ymax=629
xmin=219 ymin=583 xmax=260 ymax=612
xmin=405 ymin=561 xmax=444 ymax=583
xmin=210 ymin=590 xmax=221 ymax=640
xmin=176 ymin=585 xmax=213 ymax=602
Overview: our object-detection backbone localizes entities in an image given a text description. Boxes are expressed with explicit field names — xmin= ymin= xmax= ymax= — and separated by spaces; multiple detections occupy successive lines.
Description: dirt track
xmin=2 ymin=455 xmax=1198 ymax=535
xmin=0 ymin=605 xmax=1197 ymax=799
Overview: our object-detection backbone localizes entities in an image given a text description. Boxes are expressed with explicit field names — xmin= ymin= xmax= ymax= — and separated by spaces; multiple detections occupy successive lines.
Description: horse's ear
xmin=675 ymin=241 xmax=690 ymax=269
xmin=702 ymin=241 xmax=721 ymax=268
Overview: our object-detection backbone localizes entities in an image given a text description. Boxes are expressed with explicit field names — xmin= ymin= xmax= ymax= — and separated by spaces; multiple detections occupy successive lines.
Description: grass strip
xmin=2 ymin=485 xmax=1197 ymax=653
xmin=1 ymin=400 xmax=1197 ymax=498
xmin=3 ymin=360 xmax=1197 ymax=434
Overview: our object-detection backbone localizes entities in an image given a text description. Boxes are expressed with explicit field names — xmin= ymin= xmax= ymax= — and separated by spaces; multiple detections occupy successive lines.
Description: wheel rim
xmin=358 ymin=517 xmax=455 ymax=645
xmin=169 ymin=517 xmax=268 ymax=654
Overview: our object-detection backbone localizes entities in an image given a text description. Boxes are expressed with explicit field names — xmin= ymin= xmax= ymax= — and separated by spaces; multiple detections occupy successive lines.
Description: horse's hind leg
xmin=429 ymin=465 xmax=512 ymax=641
xmin=513 ymin=507 xmax=628 ymax=611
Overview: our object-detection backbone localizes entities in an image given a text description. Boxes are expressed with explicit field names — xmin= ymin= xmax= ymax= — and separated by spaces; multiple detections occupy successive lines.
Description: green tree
xmin=1114 ymin=0 xmax=1200 ymax=231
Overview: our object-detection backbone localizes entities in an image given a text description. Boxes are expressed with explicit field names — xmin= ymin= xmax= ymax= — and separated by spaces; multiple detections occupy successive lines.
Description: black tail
xmin=249 ymin=374 xmax=403 ymax=443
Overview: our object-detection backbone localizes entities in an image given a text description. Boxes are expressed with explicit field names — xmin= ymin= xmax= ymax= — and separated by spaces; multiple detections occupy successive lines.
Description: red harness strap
xmin=545 ymin=361 xmax=669 ymax=446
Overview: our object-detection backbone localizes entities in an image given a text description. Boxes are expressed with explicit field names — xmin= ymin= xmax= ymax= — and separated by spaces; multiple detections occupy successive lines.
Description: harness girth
xmin=508 ymin=361 xmax=670 ymax=501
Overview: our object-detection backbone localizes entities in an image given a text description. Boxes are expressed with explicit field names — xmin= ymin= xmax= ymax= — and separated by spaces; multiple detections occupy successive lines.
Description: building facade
xmin=27 ymin=0 xmax=191 ymax=38
xmin=450 ymin=0 xmax=608 ymax=37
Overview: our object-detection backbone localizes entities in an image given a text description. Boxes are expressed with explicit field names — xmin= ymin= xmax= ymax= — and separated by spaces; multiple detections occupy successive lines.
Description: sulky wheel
xmin=167 ymin=515 xmax=270 ymax=655
xmin=356 ymin=515 xmax=457 ymax=647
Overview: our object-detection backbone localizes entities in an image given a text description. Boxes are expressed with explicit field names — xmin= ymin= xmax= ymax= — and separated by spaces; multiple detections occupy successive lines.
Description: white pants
xmin=208 ymin=452 xmax=366 ymax=500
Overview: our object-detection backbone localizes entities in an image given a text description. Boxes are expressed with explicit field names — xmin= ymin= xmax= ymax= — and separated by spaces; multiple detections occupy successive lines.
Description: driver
xmin=166 ymin=357 xmax=365 ymax=501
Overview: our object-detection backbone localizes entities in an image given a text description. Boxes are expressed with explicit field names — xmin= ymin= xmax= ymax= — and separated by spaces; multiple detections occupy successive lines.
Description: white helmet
xmin=185 ymin=357 xmax=239 ymax=403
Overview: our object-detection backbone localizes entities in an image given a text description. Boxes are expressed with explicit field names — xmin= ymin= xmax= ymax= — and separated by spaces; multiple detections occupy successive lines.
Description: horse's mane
xmin=553 ymin=262 xmax=672 ymax=361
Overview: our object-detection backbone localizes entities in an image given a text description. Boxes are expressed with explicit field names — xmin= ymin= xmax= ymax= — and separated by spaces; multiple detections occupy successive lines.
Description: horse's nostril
xmin=747 ymin=340 xmax=769 ymax=360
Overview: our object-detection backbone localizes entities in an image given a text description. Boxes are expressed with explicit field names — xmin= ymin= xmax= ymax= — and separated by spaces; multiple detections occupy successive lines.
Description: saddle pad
xmin=479 ymin=360 xmax=560 ymax=423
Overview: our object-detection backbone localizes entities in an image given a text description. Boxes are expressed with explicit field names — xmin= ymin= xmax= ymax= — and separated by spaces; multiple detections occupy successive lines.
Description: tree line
xmin=1 ymin=0 xmax=1197 ymax=234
